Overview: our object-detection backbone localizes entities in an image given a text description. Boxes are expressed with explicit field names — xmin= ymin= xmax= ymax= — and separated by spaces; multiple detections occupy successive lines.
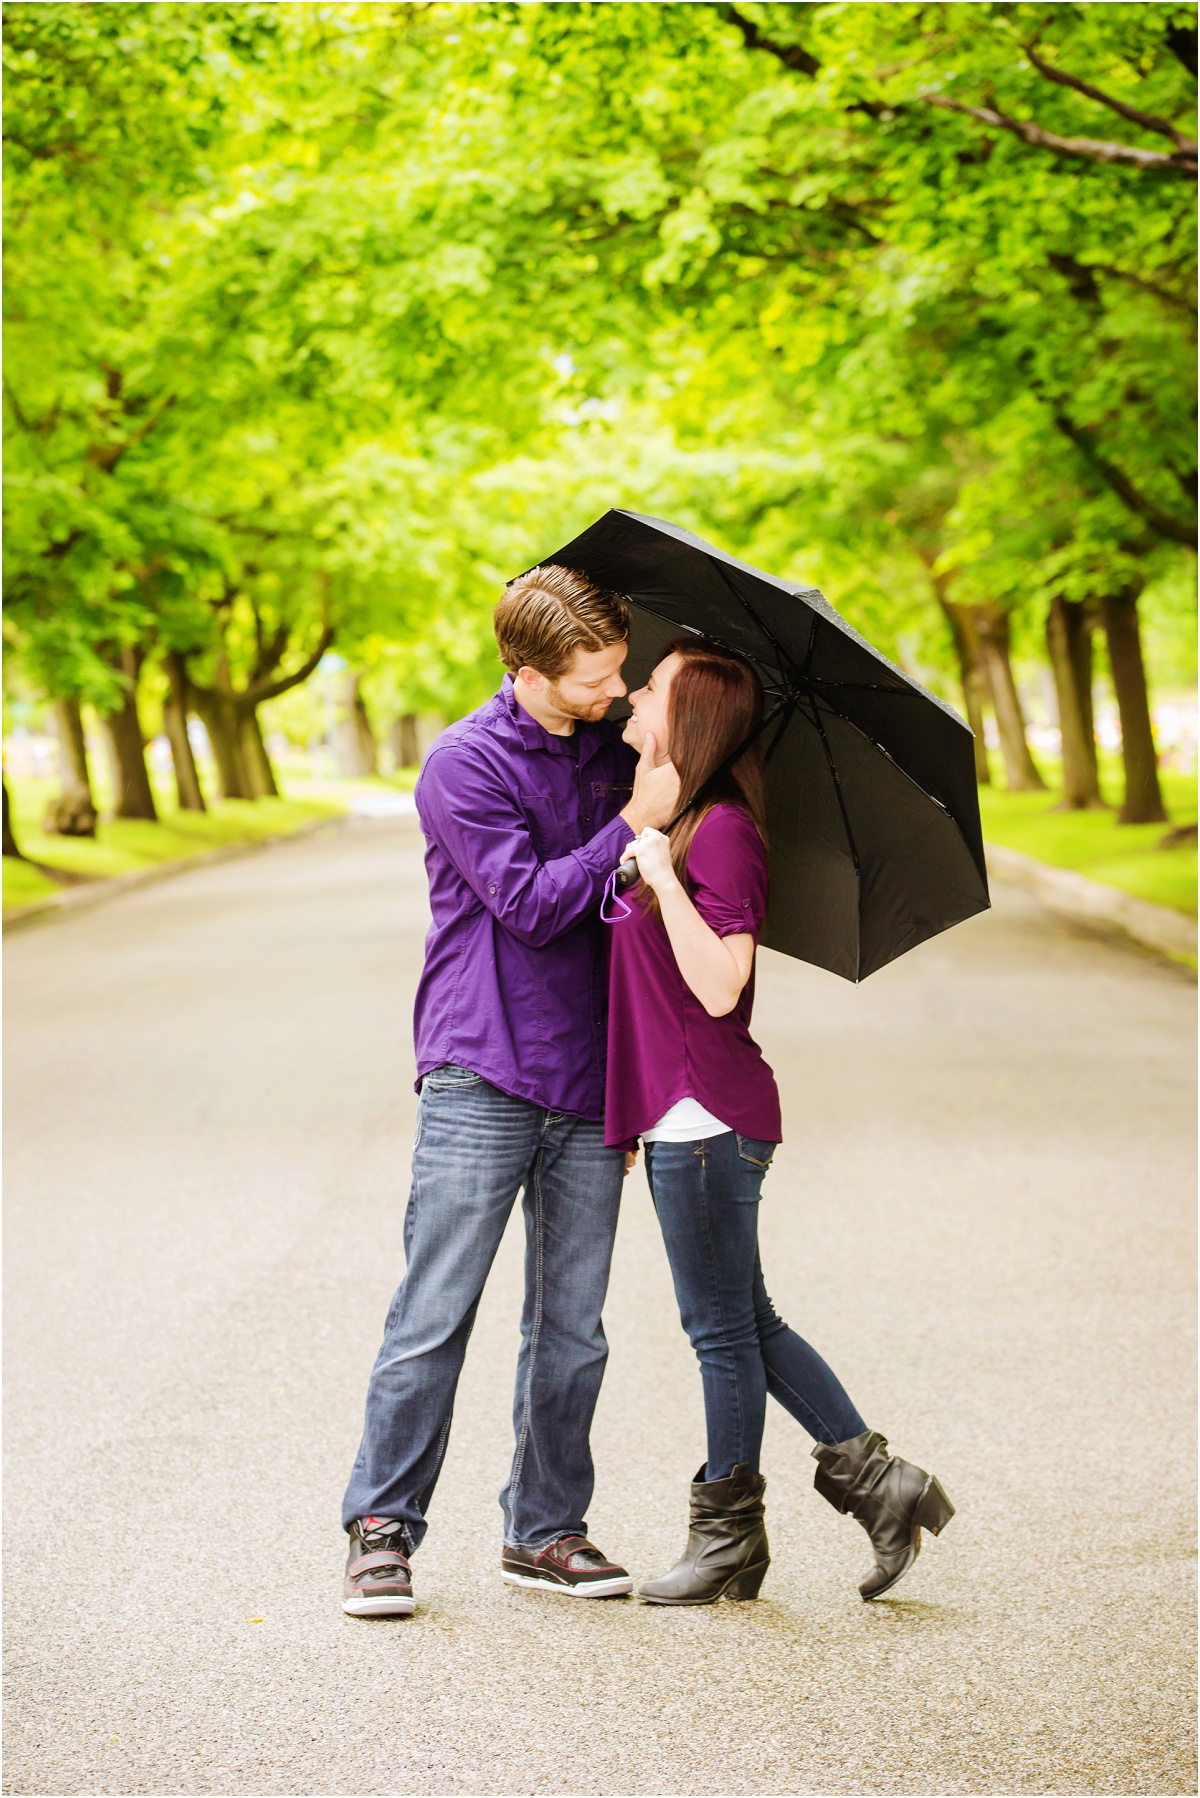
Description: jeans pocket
xmin=735 ymin=1135 xmax=777 ymax=1170
xmin=423 ymin=1063 xmax=482 ymax=1089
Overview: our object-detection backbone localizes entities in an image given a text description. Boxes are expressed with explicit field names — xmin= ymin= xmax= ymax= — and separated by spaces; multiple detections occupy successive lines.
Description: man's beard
xmin=544 ymin=681 xmax=613 ymax=723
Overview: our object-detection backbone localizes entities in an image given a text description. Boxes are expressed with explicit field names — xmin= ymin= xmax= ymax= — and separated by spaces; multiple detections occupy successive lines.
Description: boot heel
xmin=914 ymin=1476 xmax=955 ymax=1536
xmin=723 ymin=1561 xmax=769 ymax=1600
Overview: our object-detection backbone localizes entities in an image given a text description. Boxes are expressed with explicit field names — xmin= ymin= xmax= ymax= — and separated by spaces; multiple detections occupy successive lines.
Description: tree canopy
xmin=4 ymin=1 xmax=1195 ymax=820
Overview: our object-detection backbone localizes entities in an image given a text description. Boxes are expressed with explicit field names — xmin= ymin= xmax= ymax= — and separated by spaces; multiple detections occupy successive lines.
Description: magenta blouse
xmin=603 ymin=802 xmax=782 ymax=1149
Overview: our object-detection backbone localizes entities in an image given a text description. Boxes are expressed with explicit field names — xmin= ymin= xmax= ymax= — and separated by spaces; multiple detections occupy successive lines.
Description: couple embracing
xmin=341 ymin=565 xmax=953 ymax=1617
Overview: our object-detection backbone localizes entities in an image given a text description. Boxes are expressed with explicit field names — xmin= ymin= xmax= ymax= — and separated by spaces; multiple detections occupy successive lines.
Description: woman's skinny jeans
xmin=645 ymin=1133 xmax=866 ymax=1482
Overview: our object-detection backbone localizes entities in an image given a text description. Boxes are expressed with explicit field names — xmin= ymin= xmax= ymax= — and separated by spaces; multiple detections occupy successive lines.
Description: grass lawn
xmin=3 ymin=772 xmax=345 ymax=915
xmin=979 ymin=759 xmax=1197 ymax=918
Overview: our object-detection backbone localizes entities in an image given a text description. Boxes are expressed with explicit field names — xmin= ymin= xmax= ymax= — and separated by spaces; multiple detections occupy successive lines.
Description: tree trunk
xmin=353 ymin=680 xmax=377 ymax=776
xmin=54 ymin=696 xmax=94 ymax=798
xmin=415 ymin=715 xmax=445 ymax=762
xmin=238 ymin=707 xmax=280 ymax=798
xmin=43 ymin=695 xmax=99 ymax=836
xmin=1045 ymin=596 xmax=1103 ymax=809
xmin=100 ymin=726 xmax=123 ymax=817
xmin=936 ymin=594 xmax=991 ymax=783
xmin=100 ymin=645 xmax=158 ymax=821
xmin=1069 ymin=603 xmax=1098 ymax=776
xmin=163 ymin=652 xmax=207 ymax=812
xmin=391 ymin=714 xmax=420 ymax=769
xmin=1102 ymin=583 xmax=1168 ymax=824
xmin=191 ymin=685 xmax=249 ymax=799
xmin=3 ymin=779 xmax=24 ymax=858
xmin=334 ymin=673 xmax=378 ymax=776
xmin=974 ymin=604 xmax=1046 ymax=792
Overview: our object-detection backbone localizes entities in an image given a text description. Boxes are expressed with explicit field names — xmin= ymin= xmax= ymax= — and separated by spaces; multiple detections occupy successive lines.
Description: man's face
xmin=522 ymin=641 xmax=629 ymax=724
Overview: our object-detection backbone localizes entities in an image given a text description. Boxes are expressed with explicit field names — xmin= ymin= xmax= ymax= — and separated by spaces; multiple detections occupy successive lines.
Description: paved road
xmin=5 ymin=818 xmax=1195 ymax=1797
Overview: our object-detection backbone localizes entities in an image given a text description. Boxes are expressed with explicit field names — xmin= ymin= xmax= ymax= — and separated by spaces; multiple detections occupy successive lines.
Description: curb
xmin=2 ymin=814 xmax=346 ymax=934
xmin=985 ymin=843 xmax=1197 ymax=965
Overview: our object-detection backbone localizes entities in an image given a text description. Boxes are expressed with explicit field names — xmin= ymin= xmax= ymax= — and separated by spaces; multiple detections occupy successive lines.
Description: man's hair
xmin=494 ymin=564 xmax=630 ymax=681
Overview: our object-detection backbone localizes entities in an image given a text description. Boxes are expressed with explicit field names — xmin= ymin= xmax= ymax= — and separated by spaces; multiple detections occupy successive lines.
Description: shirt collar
xmin=497 ymin=674 xmax=611 ymax=766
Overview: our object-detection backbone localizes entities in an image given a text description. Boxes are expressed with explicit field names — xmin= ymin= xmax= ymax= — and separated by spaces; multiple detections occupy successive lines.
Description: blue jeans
xmin=645 ymin=1133 xmax=866 ymax=1482
xmin=343 ymin=1067 xmax=624 ymax=1550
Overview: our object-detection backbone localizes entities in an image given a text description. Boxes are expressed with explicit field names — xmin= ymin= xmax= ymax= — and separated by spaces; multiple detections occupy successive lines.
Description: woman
xmin=604 ymin=637 xmax=954 ymax=1606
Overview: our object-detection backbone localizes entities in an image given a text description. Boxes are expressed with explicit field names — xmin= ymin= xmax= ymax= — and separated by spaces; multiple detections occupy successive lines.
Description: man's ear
xmin=515 ymin=665 xmax=548 ymax=693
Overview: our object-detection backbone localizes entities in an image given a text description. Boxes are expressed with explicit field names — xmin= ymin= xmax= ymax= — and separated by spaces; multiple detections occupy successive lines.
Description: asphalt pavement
xmin=4 ymin=815 xmax=1195 ymax=1796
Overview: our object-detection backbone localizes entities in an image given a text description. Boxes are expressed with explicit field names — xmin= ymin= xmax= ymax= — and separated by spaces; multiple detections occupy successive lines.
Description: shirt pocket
xmin=591 ymin=780 xmax=633 ymax=829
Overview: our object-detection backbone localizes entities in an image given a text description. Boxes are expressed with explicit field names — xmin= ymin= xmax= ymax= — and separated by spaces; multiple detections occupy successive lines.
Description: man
xmin=342 ymin=564 xmax=679 ymax=1615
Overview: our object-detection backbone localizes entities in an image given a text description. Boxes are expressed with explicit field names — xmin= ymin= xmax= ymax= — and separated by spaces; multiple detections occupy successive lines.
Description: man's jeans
xmin=645 ymin=1133 xmax=866 ymax=1481
xmin=343 ymin=1067 xmax=625 ymax=1551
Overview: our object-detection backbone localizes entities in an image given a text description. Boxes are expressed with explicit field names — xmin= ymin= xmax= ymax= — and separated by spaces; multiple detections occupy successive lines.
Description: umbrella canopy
xmin=540 ymin=508 xmax=990 ymax=981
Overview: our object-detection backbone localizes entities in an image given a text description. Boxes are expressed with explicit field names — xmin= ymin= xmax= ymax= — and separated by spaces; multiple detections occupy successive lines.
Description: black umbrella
xmin=539 ymin=508 xmax=990 ymax=981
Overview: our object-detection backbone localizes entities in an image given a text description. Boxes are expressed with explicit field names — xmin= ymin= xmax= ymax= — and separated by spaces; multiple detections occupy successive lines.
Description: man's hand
xmin=620 ymin=734 xmax=680 ymax=835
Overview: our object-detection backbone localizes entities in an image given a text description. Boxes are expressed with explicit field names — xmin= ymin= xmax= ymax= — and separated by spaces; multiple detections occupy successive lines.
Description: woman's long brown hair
xmin=642 ymin=637 xmax=767 ymax=916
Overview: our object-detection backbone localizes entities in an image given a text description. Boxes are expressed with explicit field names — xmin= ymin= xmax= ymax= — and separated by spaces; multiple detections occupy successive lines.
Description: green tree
xmin=6 ymin=0 xmax=1195 ymax=834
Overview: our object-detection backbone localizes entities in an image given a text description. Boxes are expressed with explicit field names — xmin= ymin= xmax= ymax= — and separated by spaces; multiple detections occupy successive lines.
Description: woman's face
xmin=622 ymin=652 xmax=682 ymax=763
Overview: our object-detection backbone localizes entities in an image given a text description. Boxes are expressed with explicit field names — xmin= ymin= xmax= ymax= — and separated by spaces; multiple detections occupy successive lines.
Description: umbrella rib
xmin=801 ymin=693 xmax=862 ymax=878
xmin=763 ymin=700 xmax=796 ymax=766
xmin=705 ymin=561 xmax=802 ymax=683
xmin=810 ymin=689 xmax=952 ymax=813
xmin=800 ymin=614 xmax=821 ymax=679
xmin=807 ymin=690 xmax=990 ymax=893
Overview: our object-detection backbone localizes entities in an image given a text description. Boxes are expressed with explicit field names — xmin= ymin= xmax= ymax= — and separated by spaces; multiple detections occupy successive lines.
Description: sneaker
xmin=501 ymin=1535 xmax=633 ymax=1597
xmin=343 ymin=1516 xmax=415 ymax=1616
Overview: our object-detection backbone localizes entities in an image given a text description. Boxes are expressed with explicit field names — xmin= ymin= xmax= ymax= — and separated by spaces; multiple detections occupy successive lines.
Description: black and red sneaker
xmin=501 ymin=1535 xmax=632 ymax=1598
xmin=343 ymin=1517 xmax=415 ymax=1617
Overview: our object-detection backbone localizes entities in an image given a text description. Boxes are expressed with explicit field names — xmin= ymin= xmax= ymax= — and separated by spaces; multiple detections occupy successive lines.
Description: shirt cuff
xmin=581 ymin=812 xmax=635 ymax=875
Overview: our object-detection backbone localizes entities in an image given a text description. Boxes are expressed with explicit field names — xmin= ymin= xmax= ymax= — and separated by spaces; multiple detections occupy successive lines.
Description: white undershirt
xmin=641 ymin=1096 xmax=733 ymax=1144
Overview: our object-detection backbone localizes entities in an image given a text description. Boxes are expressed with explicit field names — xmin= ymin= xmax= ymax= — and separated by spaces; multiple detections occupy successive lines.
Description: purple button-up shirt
xmin=413 ymin=676 xmax=637 ymax=1120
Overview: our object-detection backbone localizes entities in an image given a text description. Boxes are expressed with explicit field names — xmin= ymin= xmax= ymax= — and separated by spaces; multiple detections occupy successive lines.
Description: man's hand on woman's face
xmin=620 ymin=733 xmax=680 ymax=834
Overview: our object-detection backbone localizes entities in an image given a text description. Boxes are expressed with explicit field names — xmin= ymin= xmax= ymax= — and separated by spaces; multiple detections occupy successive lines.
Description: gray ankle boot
xmin=812 ymin=1430 xmax=954 ymax=1600
xmin=639 ymin=1463 xmax=769 ymax=1605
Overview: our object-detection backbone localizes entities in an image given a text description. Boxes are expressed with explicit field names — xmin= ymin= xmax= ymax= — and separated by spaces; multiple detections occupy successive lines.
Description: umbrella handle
xmin=614 ymin=856 xmax=639 ymax=891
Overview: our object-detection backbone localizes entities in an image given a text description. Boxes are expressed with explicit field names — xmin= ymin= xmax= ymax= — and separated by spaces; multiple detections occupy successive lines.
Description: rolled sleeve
xmin=687 ymin=806 xmax=768 ymax=940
